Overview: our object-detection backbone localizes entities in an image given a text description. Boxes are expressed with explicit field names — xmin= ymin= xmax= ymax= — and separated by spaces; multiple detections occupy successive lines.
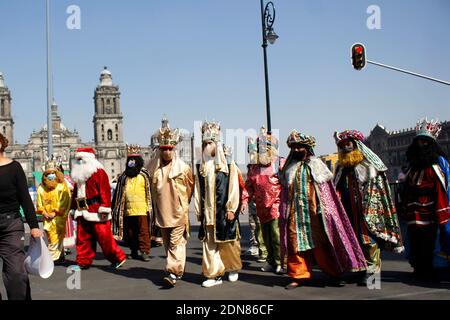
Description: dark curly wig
xmin=406 ymin=136 xmax=448 ymax=169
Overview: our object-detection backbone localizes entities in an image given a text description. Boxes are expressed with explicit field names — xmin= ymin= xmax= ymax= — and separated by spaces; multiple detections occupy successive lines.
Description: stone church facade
xmin=0 ymin=68 xmax=182 ymax=186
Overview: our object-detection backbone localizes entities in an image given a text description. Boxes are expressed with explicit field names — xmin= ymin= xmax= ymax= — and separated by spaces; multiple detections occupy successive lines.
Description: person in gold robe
xmin=148 ymin=119 xmax=194 ymax=287
xmin=36 ymin=159 xmax=71 ymax=263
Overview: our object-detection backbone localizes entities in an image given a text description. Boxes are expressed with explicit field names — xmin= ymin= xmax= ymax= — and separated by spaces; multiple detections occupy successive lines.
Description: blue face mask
xmin=47 ymin=173 xmax=56 ymax=181
xmin=127 ymin=159 xmax=136 ymax=168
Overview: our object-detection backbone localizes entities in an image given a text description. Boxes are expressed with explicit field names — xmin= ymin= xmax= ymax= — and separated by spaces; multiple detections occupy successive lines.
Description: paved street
xmin=1 ymin=213 xmax=449 ymax=301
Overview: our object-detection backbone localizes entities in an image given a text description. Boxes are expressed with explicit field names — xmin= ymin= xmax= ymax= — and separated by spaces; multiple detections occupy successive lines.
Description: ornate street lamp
xmin=260 ymin=1 xmax=278 ymax=134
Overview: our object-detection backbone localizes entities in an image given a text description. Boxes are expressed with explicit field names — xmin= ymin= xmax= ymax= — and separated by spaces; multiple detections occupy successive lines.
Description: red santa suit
xmin=71 ymin=148 xmax=126 ymax=268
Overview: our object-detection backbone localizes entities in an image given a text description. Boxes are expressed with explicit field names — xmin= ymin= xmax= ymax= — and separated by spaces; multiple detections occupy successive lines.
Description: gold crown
xmin=157 ymin=127 xmax=180 ymax=147
xmin=127 ymin=144 xmax=142 ymax=156
xmin=42 ymin=158 xmax=62 ymax=172
xmin=201 ymin=121 xmax=221 ymax=142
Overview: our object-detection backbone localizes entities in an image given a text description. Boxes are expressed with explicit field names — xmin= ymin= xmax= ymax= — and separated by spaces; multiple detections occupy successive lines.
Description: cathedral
xmin=0 ymin=68 xmax=192 ymax=186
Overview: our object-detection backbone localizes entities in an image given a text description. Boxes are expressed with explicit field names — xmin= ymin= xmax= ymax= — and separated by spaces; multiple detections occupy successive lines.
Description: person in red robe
xmin=70 ymin=148 xmax=127 ymax=270
xmin=402 ymin=118 xmax=450 ymax=281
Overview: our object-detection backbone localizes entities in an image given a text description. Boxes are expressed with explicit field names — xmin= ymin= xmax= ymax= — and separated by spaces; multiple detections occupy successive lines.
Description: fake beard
xmin=203 ymin=144 xmax=216 ymax=162
xmin=42 ymin=175 xmax=58 ymax=190
xmin=71 ymin=157 xmax=102 ymax=184
xmin=258 ymin=147 xmax=278 ymax=166
xmin=338 ymin=149 xmax=365 ymax=167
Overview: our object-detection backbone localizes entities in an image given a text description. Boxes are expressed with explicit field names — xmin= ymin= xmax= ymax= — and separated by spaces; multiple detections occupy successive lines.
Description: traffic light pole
xmin=366 ymin=60 xmax=450 ymax=86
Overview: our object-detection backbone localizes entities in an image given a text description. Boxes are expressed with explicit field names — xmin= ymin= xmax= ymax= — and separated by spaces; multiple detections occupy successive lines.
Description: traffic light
xmin=351 ymin=43 xmax=366 ymax=70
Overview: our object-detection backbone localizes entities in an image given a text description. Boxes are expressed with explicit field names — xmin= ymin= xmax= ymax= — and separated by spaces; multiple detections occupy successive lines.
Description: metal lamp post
xmin=46 ymin=0 xmax=53 ymax=158
xmin=260 ymin=1 xmax=278 ymax=134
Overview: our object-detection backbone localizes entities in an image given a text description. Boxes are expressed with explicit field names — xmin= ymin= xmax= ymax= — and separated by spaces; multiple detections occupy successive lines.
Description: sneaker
xmin=202 ymin=277 xmax=223 ymax=288
xmin=141 ymin=253 xmax=150 ymax=262
xmin=163 ymin=273 xmax=177 ymax=287
xmin=275 ymin=265 xmax=283 ymax=274
xmin=245 ymin=246 xmax=259 ymax=256
xmin=112 ymin=259 xmax=127 ymax=270
xmin=69 ymin=265 xmax=82 ymax=272
xmin=228 ymin=272 xmax=239 ymax=282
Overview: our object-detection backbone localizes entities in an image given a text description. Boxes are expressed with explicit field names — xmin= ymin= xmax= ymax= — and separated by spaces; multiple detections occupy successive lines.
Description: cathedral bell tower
xmin=93 ymin=67 xmax=125 ymax=180
xmin=0 ymin=72 xmax=14 ymax=144
xmin=93 ymin=67 xmax=124 ymax=145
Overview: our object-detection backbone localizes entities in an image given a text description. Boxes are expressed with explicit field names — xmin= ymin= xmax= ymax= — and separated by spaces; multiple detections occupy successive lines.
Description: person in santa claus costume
xmin=70 ymin=148 xmax=127 ymax=269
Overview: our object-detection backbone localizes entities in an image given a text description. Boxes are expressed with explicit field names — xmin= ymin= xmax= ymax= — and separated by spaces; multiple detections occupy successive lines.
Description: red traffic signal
xmin=351 ymin=43 xmax=366 ymax=70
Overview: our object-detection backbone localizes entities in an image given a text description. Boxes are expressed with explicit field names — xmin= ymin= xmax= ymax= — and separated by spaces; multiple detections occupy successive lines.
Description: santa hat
xmin=75 ymin=148 xmax=96 ymax=159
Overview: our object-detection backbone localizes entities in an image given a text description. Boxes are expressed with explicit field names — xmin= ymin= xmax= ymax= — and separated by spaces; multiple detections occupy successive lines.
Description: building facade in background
xmin=0 ymin=68 xmax=179 ymax=186
xmin=366 ymin=122 xmax=450 ymax=181
xmin=319 ymin=152 xmax=339 ymax=173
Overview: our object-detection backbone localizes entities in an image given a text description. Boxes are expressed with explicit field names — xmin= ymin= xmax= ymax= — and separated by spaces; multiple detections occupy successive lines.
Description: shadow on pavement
xmin=381 ymin=269 xmax=450 ymax=290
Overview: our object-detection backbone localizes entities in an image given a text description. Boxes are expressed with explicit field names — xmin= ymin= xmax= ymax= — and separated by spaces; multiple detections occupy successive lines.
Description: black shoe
xmin=141 ymin=253 xmax=150 ymax=262
xmin=128 ymin=251 xmax=140 ymax=260
xmin=327 ymin=277 xmax=345 ymax=287
xmin=111 ymin=259 xmax=127 ymax=270
xmin=54 ymin=254 xmax=66 ymax=265
xmin=357 ymin=273 xmax=371 ymax=287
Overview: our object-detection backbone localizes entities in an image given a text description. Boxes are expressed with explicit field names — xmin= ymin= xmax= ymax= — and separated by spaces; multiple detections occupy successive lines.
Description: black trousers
xmin=408 ymin=224 xmax=438 ymax=275
xmin=0 ymin=217 xmax=31 ymax=300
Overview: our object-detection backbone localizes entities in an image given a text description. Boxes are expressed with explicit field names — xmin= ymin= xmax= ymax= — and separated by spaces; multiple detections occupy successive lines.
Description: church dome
xmin=99 ymin=67 xmax=113 ymax=86
xmin=101 ymin=67 xmax=112 ymax=76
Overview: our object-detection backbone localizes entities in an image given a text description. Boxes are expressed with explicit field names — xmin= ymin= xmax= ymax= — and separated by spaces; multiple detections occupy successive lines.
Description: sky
xmin=0 ymin=0 xmax=449 ymax=159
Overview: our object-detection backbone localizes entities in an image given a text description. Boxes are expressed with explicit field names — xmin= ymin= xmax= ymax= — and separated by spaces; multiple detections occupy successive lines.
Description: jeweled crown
xmin=415 ymin=118 xmax=441 ymax=140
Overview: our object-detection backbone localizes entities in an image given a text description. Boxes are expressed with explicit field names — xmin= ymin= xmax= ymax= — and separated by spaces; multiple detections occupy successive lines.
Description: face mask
xmin=292 ymin=150 xmax=307 ymax=161
xmin=127 ymin=159 xmax=136 ymax=168
xmin=47 ymin=173 xmax=56 ymax=181
xmin=343 ymin=144 xmax=354 ymax=153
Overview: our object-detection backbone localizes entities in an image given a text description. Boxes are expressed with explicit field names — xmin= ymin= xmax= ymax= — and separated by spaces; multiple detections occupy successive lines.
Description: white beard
xmin=71 ymin=157 xmax=103 ymax=184
xmin=258 ymin=153 xmax=275 ymax=166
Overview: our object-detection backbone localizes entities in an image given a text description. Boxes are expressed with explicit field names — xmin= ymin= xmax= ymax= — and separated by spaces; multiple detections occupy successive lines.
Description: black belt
xmin=0 ymin=212 xmax=21 ymax=220
xmin=76 ymin=196 xmax=101 ymax=210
